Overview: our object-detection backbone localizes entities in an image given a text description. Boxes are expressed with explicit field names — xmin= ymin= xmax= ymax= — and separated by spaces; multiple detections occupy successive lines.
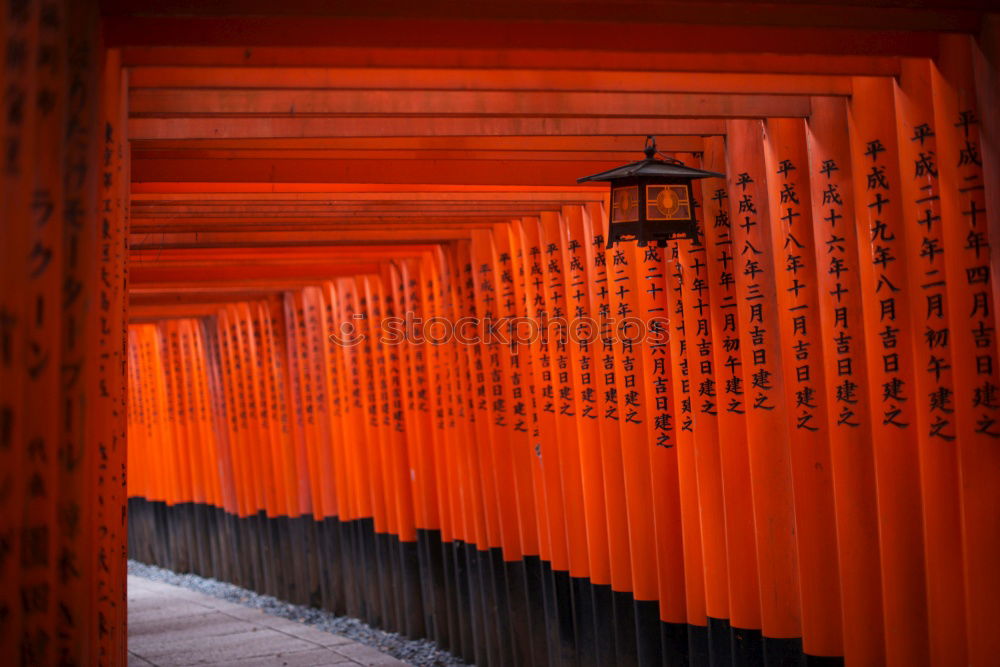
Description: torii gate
xmin=1 ymin=2 xmax=998 ymax=665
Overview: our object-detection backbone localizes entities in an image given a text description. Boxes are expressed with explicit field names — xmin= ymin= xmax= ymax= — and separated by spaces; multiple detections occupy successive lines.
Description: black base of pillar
xmin=128 ymin=498 xmax=842 ymax=667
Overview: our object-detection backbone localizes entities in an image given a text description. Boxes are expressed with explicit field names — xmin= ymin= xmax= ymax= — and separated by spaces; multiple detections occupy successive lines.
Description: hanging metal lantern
xmin=578 ymin=136 xmax=724 ymax=248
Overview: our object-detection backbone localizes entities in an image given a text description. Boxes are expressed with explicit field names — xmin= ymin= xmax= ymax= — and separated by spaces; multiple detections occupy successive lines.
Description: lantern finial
xmin=644 ymin=135 xmax=657 ymax=160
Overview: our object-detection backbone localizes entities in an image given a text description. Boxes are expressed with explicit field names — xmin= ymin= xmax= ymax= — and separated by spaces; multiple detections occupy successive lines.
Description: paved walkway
xmin=128 ymin=575 xmax=408 ymax=667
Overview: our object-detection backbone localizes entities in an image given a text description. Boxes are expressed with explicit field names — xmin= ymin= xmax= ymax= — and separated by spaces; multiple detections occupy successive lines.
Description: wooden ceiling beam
xmin=130 ymin=182 xmax=608 ymax=194
xmin=130 ymin=230 xmax=480 ymax=248
xmin=131 ymin=158 xmax=634 ymax=186
xmin=131 ymin=190 xmax=608 ymax=203
xmin=130 ymin=245 xmax=439 ymax=261
xmin=129 ymin=302 xmax=246 ymax=321
xmin=131 ymin=219 xmax=509 ymax=234
xmin=130 ymin=263 xmax=388 ymax=283
xmin=128 ymin=116 xmax=727 ymax=140
xmin=128 ymin=136 xmax=708 ymax=152
xmin=120 ymin=47 xmax=906 ymax=76
xmin=129 ymin=285 xmax=321 ymax=304
xmin=99 ymin=1 xmax=988 ymax=33
xmin=131 ymin=148 xmax=704 ymax=162
xmin=103 ymin=17 xmax=941 ymax=57
xmin=129 ymin=88 xmax=812 ymax=118
xmin=132 ymin=204 xmax=574 ymax=216
xmin=127 ymin=67 xmax=854 ymax=96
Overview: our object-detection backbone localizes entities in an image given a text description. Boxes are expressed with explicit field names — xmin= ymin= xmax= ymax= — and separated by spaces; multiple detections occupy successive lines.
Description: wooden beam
xmin=130 ymin=263 xmax=384 ymax=283
xmin=99 ymin=1 xmax=989 ymax=32
xmin=131 ymin=148 xmax=703 ymax=162
xmin=129 ymin=302 xmax=243 ymax=321
xmin=103 ymin=17 xmax=941 ymax=58
xmin=129 ymin=88 xmax=812 ymax=118
xmin=131 ymin=190 xmax=608 ymax=203
xmin=128 ymin=135 xmax=708 ymax=154
xmin=131 ymin=279 xmax=348 ymax=294
xmin=129 ymin=116 xmax=728 ymax=140
xmin=121 ymin=47 xmax=905 ymax=76
xmin=133 ymin=211 xmax=560 ymax=222
xmin=129 ymin=285 xmax=317 ymax=304
xmin=127 ymin=67 xmax=853 ymax=96
xmin=130 ymin=182 xmax=609 ymax=194
xmin=130 ymin=157 xmax=692 ymax=185
xmin=130 ymin=245 xmax=440 ymax=261
xmin=131 ymin=219 xmax=507 ymax=233
xmin=131 ymin=204 xmax=576 ymax=216
xmin=129 ymin=229 xmax=481 ymax=247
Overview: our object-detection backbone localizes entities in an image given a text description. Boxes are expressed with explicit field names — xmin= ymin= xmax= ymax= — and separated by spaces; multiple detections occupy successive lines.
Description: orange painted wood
xmin=651 ymin=242 xmax=703 ymax=628
xmin=603 ymin=233 xmax=659 ymax=604
xmin=515 ymin=218 xmax=571 ymax=571
xmin=762 ymin=117 xmax=844 ymax=658
xmin=301 ymin=288 xmax=338 ymax=520
xmin=319 ymin=283 xmax=353 ymax=523
xmin=128 ymin=116 xmax=727 ymax=141
xmin=629 ymin=235 xmax=688 ymax=625
xmin=14 ymin=0 xmax=57 ymax=657
xmin=488 ymin=226 xmax=540 ymax=563
xmin=203 ymin=318 xmax=240 ymax=517
xmin=128 ymin=66 xmax=853 ymax=95
xmin=557 ymin=206 xmax=611 ymax=588
xmin=128 ymin=135 xmax=706 ymax=155
xmin=281 ymin=296 xmax=316 ymax=518
xmin=849 ymin=76 xmax=932 ymax=666
xmin=469 ymin=230 xmax=524 ymax=563
xmin=894 ymin=57 xmax=969 ymax=664
xmin=580 ymin=202 xmax=634 ymax=596
xmin=129 ymin=88 xmax=814 ymax=119
xmin=60 ymin=0 xmax=103 ymax=655
xmin=804 ymin=96 xmax=886 ymax=665
xmin=220 ymin=307 xmax=258 ymax=516
xmin=192 ymin=320 xmax=225 ymax=511
xmin=131 ymin=181 xmax=609 ymax=195
xmin=506 ymin=223 xmax=554 ymax=564
xmin=453 ymin=240 xmax=495 ymax=552
xmin=662 ymin=243 xmax=709 ymax=630
xmin=933 ymin=36 xmax=1000 ymax=663
xmin=236 ymin=304 xmax=273 ymax=516
xmin=100 ymin=0 xmax=981 ymax=33
xmin=331 ymin=279 xmax=365 ymax=522
xmin=119 ymin=45 xmax=906 ymax=77
xmin=725 ymin=119 xmax=802 ymax=641
xmin=363 ymin=275 xmax=394 ymax=540
xmin=0 ymin=0 xmax=32 ymax=650
xmin=537 ymin=212 xmax=591 ymax=581
xmin=129 ymin=231 xmax=487 ymax=247
xmin=424 ymin=250 xmax=465 ymax=545
xmin=443 ymin=243 xmax=485 ymax=550
xmin=391 ymin=260 xmax=434 ymax=535
xmin=379 ymin=268 xmax=417 ymax=544
xmin=672 ymin=168 xmax=731 ymax=626
xmin=67 ymin=12 xmax=1000 ymax=664
xmin=129 ymin=157 xmax=682 ymax=188
xmin=91 ymin=45 xmax=130 ymax=663
xmin=102 ymin=15 xmax=940 ymax=59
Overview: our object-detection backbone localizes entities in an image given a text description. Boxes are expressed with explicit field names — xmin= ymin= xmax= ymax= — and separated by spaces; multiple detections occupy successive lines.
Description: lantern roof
xmin=577 ymin=136 xmax=724 ymax=184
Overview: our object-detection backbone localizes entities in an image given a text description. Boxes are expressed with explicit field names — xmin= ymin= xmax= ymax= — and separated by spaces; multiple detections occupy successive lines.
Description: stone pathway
xmin=128 ymin=575 xmax=408 ymax=666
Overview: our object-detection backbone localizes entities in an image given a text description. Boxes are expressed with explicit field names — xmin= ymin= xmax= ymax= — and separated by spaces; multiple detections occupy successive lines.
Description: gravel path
xmin=128 ymin=560 xmax=467 ymax=667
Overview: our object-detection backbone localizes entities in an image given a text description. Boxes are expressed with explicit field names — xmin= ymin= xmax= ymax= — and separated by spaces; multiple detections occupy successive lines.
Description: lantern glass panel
xmin=611 ymin=184 xmax=639 ymax=222
xmin=645 ymin=183 xmax=691 ymax=221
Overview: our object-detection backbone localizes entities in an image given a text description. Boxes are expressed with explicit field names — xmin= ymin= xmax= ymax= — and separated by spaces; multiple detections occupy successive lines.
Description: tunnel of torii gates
xmin=3 ymin=1 xmax=1000 ymax=666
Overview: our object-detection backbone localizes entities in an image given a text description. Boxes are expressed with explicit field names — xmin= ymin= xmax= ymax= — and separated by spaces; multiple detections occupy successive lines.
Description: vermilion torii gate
xmin=2 ymin=2 xmax=999 ymax=665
